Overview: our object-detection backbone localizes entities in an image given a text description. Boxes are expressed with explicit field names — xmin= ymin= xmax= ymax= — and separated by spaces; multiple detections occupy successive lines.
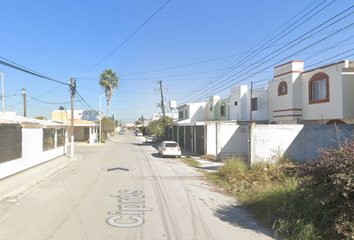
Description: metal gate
xmin=0 ymin=124 xmax=22 ymax=164
xmin=195 ymin=126 xmax=205 ymax=155
xmin=173 ymin=126 xmax=177 ymax=142
xmin=178 ymin=126 xmax=184 ymax=149
xmin=185 ymin=126 xmax=192 ymax=151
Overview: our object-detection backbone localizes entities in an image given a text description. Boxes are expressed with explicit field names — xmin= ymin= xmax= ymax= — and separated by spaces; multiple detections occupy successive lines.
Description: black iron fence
xmin=43 ymin=128 xmax=55 ymax=151
xmin=0 ymin=124 xmax=22 ymax=164
xmin=57 ymin=128 xmax=65 ymax=147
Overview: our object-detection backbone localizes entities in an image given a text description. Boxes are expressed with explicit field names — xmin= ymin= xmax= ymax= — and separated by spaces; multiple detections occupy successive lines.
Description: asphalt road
xmin=0 ymin=131 xmax=274 ymax=240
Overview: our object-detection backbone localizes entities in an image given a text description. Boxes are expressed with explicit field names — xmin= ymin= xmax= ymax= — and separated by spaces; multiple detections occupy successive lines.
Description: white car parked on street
xmin=158 ymin=141 xmax=181 ymax=158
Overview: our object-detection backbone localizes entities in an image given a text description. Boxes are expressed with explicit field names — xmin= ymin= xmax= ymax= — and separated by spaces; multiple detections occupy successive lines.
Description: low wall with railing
xmin=0 ymin=127 xmax=67 ymax=179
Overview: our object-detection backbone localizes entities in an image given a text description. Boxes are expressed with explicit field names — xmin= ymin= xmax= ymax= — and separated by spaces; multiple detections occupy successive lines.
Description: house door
xmin=178 ymin=126 xmax=184 ymax=149
xmin=84 ymin=128 xmax=89 ymax=141
xmin=185 ymin=126 xmax=192 ymax=151
xmin=195 ymin=126 xmax=205 ymax=155
xmin=173 ymin=126 xmax=178 ymax=142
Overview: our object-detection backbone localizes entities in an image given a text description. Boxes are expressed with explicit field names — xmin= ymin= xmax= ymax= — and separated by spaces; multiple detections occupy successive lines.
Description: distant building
xmin=151 ymin=113 xmax=178 ymax=121
xmin=52 ymin=110 xmax=100 ymax=122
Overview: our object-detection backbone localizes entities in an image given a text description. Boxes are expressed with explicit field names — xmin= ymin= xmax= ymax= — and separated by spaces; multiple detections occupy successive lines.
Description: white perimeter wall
xmin=0 ymin=128 xmax=67 ymax=179
xmin=205 ymin=122 xmax=249 ymax=159
xmin=250 ymin=124 xmax=354 ymax=163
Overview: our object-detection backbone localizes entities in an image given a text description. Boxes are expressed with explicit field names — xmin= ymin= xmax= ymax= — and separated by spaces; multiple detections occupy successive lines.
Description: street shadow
xmin=197 ymin=165 xmax=220 ymax=171
xmin=151 ymin=153 xmax=161 ymax=158
xmin=132 ymin=143 xmax=159 ymax=150
xmin=214 ymin=205 xmax=274 ymax=238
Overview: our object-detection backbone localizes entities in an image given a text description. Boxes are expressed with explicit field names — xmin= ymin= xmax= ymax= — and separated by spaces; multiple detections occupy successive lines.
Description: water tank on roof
xmin=169 ymin=100 xmax=176 ymax=109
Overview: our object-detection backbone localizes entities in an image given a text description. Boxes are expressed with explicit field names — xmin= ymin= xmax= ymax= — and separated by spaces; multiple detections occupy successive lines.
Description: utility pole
xmin=250 ymin=81 xmax=253 ymax=125
xmin=22 ymin=87 xmax=27 ymax=117
xmin=1 ymin=72 xmax=5 ymax=114
xmin=70 ymin=77 xmax=76 ymax=158
xmin=249 ymin=81 xmax=253 ymax=166
xmin=155 ymin=80 xmax=168 ymax=139
xmin=159 ymin=80 xmax=166 ymax=119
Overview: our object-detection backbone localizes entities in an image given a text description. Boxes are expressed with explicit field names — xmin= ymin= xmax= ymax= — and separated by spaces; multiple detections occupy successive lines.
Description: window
xmin=165 ymin=143 xmax=178 ymax=148
xmin=312 ymin=80 xmax=326 ymax=100
xmin=179 ymin=111 xmax=183 ymax=119
xmin=309 ymin=72 xmax=329 ymax=104
xmin=184 ymin=110 xmax=189 ymax=119
xmin=234 ymin=101 xmax=238 ymax=106
xmin=220 ymin=102 xmax=226 ymax=116
xmin=252 ymin=97 xmax=258 ymax=111
xmin=278 ymin=81 xmax=287 ymax=96
xmin=210 ymin=106 xmax=213 ymax=111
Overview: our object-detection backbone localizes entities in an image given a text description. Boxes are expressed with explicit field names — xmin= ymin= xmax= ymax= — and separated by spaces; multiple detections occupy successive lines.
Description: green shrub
xmin=296 ymin=139 xmax=354 ymax=239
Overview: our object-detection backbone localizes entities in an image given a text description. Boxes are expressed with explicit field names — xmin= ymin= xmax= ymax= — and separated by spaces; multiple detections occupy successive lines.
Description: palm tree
xmin=99 ymin=69 xmax=119 ymax=117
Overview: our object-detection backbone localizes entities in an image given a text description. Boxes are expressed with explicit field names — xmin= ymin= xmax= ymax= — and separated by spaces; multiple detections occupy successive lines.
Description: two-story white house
xmin=229 ymin=85 xmax=268 ymax=122
xmin=171 ymin=102 xmax=207 ymax=154
xmin=268 ymin=60 xmax=354 ymax=124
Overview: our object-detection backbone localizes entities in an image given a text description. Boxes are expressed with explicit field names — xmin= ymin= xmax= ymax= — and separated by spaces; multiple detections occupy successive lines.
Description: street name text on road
xmin=107 ymin=190 xmax=152 ymax=228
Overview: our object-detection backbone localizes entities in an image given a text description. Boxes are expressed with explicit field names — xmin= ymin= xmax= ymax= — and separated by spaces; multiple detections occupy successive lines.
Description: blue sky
xmin=1 ymin=0 xmax=354 ymax=123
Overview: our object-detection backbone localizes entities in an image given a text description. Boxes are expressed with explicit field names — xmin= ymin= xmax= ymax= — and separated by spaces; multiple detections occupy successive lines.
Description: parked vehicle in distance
xmin=145 ymin=135 xmax=157 ymax=143
xmin=158 ymin=141 xmax=181 ymax=158
xmin=136 ymin=131 xmax=143 ymax=136
xmin=119 ymin=130 xmax=125 ymax=135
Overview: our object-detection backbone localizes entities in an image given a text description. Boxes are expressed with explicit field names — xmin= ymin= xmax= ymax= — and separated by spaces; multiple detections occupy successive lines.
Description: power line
xmin=75 ymin=90 xmax=101 ymax=117
xmin=0 ymin=57 xmax=69 ymax=86
xmin=77 ymin=0 xmax=171 ymax=77
xmin=28 ymin=96 xmax=80 ymax=105
xmin=179 ymin=5 xmax=354 ymax=104
xmin=175 ymin=0 xmax=335 ymax=103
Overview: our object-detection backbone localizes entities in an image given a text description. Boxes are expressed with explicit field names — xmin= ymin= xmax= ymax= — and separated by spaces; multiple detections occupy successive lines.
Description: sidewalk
xmin=0 ymin=154 xmax=82 ymax=202
xmin=181 ymin=148 xmax=224 ymax=172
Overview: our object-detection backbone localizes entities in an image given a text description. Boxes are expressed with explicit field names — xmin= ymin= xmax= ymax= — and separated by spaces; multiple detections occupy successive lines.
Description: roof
xmin=63 ymin=120 xmax=99 ymax=126
xmin=0 ymin=113 xmax=66 ymax=128
xmin=177 ymin=102 xmax=206 ymax=109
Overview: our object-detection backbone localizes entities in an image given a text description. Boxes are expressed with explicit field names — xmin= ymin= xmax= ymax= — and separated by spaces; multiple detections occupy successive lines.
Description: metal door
xmin=195 ymin=126 xmax=205 ymax=155
xmin=178 ymin=126 xmax=184 ymax=149
xmin=185 ymin=126 xmax=191 ymax=151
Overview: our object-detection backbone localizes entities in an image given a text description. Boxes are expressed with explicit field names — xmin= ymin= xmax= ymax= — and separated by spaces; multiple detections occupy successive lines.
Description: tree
xmin=35 ymin=116 xmax=46 ymax=120
xmin=99 ymin=69 xmax=119 ymax=117
xmin=101 ymin=117 xmax=114 ymax=140
xmin=147 ymin=116 xmax=173 ymax=141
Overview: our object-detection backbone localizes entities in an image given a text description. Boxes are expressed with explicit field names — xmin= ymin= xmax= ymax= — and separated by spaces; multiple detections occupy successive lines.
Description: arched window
xmin=278 ymin=81 xmax=288 ymax=96
xmin=309 ymin=72 xmax=329 ymax=104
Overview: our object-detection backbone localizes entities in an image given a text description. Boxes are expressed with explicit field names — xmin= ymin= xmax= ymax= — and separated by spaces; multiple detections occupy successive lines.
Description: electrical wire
xmin=28 ymin=96 xmax=80 ymax=105
xmin=0 ymin=57 xmax=69 ymax=86
xmin=179 ymin=7 xmax=354 ymax=104
xmin=175 ymin=0 xmax=336 ymax=102
xmin=76 ymin=0 xmax=171 ymax=77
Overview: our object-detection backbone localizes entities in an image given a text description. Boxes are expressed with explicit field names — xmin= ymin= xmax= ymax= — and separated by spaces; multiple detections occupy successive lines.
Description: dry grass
xmin=199 ymin=154 xmax=216 ymax=160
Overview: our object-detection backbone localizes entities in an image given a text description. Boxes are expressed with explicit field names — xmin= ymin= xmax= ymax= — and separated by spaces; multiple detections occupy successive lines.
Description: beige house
xmin=63 ymin=120 xmax=99 ymax=144
xmin=268 ymin=60 xmax=354 ymax=124
xmin=52 ymin=110 xmax=100 ymax=144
